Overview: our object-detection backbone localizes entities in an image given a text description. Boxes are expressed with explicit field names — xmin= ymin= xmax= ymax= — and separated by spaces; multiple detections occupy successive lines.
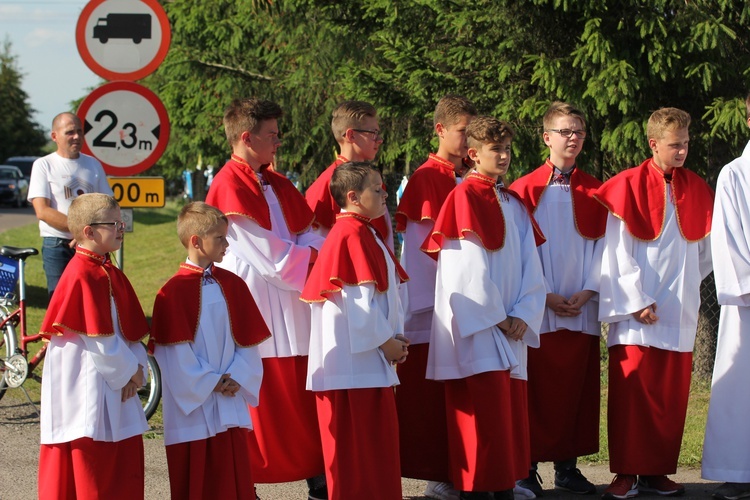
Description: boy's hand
xmin=633 ymin=304 xmax=659 ymax=324
xmin=567 ymin=290 xmax=595 ymax=312
xmin=214 ymin=373 xmax=238 ymax=396
xmin=502 ymin=316 xmax=527 ymax=341
xmin=131 ymin=365 xmax=145 ymax=387
xmin=121 ymin=381 xmax=139 ymax=402
xmin=394 ymin=333 xmax=411 ymax=347
xmin=546 ymin=293 xmax=579 ymax=317
xmin=380 ymin=337 xmax=409 ymax=364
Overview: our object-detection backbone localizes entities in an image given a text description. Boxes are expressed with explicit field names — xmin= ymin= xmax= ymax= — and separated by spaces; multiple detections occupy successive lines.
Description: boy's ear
xmin=346 ymin=189 xmax=359 ymax=206
xmin=189 ymin=234 xmax=201 ymax=249
xmin=542 ymin=130 xmax=552 ymax=146
xmin=81 ymin=225 xmax=95 ymax=241
xmin=342 ymin=128 xmax=355 ymax=143
xmin=435 ymin=122 xmax=445 ymax=138
xmin=467 ymin=147 xmax=479 ymax=162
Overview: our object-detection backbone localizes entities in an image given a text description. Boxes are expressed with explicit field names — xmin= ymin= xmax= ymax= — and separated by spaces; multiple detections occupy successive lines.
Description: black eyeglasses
xmin=90 ymin=221 xmax=126 ymax=231
xmin=547 ymin=129 xmax=587 ymax=139
xmin=349 ymin=129 xmax=383 ymax=140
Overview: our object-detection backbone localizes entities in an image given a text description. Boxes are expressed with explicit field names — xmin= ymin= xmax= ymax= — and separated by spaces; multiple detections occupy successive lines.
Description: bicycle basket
xmin=0 ymin=254 xmax=19 ymax=296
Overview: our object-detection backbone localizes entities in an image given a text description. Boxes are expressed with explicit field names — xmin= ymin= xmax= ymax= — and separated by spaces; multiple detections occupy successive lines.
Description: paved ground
xmin=0 ymin=389 xmax=717 ymax=500
xmin=0 ymin=205 xmax=36 ymax=234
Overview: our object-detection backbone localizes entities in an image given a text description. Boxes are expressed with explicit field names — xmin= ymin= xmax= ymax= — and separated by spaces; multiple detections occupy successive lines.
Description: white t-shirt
xmin=27 ymin=152 xmax=113 ymax=239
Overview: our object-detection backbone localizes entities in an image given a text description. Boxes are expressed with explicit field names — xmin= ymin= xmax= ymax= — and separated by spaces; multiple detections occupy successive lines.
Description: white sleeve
xmin=79 ymin=332 xmax=140 ymax=391
xmin=27 ymin=158 xmax=51 ymax=201
xmin=128 ymin=342 xmax=149 ymax=387
xmin=507 ymin=214 xmax=546 ymax=342
xmin=226 ymin=346 xmax=264 ymax=407
xmin=340 ymin=283 xmax=395 ymax=353
xmin=582 ymin=238 xmax=604 ymax=293
xmin=400 ymin=220 xmax=437 ymax=314
xmin=598 ymin=214 xmax=655 ymax=322
xmin=227 ymin=215 xmax=313 ymax=292
xmin=153 ymin=343 xmax=223 ymax=416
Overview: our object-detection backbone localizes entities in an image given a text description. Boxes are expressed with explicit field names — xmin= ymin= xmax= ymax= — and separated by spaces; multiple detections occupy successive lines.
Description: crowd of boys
xmin=33 ymin=93 xmax=750 ymax=500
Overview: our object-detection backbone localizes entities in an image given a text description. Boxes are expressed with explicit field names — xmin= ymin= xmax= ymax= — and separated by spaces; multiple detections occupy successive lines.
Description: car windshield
xmin=0 ymin=170 xmax=16 ymax=180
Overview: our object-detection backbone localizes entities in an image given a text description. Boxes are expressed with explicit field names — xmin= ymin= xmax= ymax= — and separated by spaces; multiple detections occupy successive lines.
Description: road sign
xmin=78 ymin=81 xmax=170 ymax=176
xmin=76 ymin=0 xmax=171 ymax=81
xmin=120 ymin=208 xmax=134 ymax=232
xmin=108 ymin=177 xmax=165 ymax=208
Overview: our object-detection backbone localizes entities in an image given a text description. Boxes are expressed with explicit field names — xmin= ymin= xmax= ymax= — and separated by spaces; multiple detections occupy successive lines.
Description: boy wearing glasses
xmin=305 ymin=100 xmax=394 ymax=247
xmin=150 ymin=202 xmax=271 ymax=499
xmin=206 ymin=98 xmax=327 ymax=499
xmin=38 ymin=193 xmax=149 ymax=500
xmin=394 ymin=94 xmax=476 ymax=500
xmin=594 ymin=108 xmax=713 ymax=499
xmin=510 ymin=102 xmax=607 ymax=496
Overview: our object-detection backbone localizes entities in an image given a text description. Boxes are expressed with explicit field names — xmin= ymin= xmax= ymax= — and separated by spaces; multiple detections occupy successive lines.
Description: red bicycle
xmin=0 ymin=245 xmax=161 ymax=419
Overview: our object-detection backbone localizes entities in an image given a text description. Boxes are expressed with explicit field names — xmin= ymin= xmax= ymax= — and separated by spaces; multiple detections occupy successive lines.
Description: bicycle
xmin=0 ymin=245 xmax=162 ymax=420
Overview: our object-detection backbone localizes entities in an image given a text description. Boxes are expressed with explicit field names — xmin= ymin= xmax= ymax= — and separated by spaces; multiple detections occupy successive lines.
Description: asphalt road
xmin=0 ymin=205 xmax=36 ymax=234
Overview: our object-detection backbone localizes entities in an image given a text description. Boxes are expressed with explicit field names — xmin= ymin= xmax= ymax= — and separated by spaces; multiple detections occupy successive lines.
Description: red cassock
xmin=305 ymin=156 xmax=393 ymax=242
xmin=38 ymin=248 xmax=149 ymax=500
xmin=206 ymin=156 xmax=325 ymax=482
xmin=509 ymin=161 xmax=605 ymax=462
xmin=394 ymin=153 xmax=458 ymax=232
xmin=301 ymin=213 xmax=406 ymax=500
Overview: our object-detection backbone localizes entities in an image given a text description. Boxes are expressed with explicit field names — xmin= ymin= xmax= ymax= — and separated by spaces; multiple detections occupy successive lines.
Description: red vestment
xmin=394 ymin=153 xmax=457 ymax=232
xmin=593 ymin=159 xmax=714 ymax=242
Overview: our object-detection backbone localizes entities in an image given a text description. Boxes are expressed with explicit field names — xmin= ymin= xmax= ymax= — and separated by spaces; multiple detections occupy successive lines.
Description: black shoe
xmin=494 ymin=489 xmax=515 ymax=500
xmin=306 ymin=475 xmax=328 ymax=500
xmin=460 ymin=492 xmax=494 ymax=500
xmin=518 ymin=467 xmax=544 ymax=497
xmin=554 ymin=467 xmax=596 ymax=495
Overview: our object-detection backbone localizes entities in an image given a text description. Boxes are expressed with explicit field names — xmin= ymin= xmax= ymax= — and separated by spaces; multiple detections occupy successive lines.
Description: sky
xmin=1 ymin=0 xmax=101 ymax=134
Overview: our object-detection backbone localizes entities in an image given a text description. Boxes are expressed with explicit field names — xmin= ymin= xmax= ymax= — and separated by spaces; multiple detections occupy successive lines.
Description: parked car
xmin=0 ymin=165 xmax=29 ymax=207
xmin=3 ymin=156 xmax=39 ymax=182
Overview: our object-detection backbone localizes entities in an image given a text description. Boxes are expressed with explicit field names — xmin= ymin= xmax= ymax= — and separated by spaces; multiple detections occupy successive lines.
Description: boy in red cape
xmin=394 ymin=94 xmax=476 ymax=500
xmin=205 ymin=98 xmax=327 ymax=499
xmin=38 ymin=193 xmax=149 ymax=500
xmin=150 ymin=202 xmax=271 ymax=500
xmin=509 ymin=102 xmax=606 ymax=496
xmin=423 ymin=117 xmax=547 ymax=500
xmin=301 ymin=162 xmax=410 ymax=500
xmin=305 ymin=100 xmax=394 ymax=247
xmin=595 ymin=108 xmax=714 ymax=499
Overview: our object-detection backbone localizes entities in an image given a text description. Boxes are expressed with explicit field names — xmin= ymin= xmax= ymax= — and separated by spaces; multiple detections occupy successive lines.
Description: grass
xmin=0 ymin=201 xmax=712 ymax=465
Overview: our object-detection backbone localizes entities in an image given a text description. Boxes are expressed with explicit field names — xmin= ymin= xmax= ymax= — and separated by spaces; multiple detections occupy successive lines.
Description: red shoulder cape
xmin=300 ymin=212 xmax=408 ymax=303
xmin=421 ymin=172 xmax=546 ymax=260
xmin=206 ymin=156 xmax=314 ymax=234
xmin=40 ymin=247 xmax=149 ymax=341
xmin=304 ymin=156 xmax=392 ymax=240
xmin=593 ymin=159 xmax=714 ymax=242
xmin=150 ymin=263 xmax=271 ymax=349
xmin=394 ymin=153 xmax=458 ymax=232
xmin=509 ymin=159 xmax=607 ymax=240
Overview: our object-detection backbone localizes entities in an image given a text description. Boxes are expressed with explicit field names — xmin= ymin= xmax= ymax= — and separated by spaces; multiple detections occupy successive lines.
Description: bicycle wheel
xmin=139 ymin=344 xmax=162 ymax=421
xmin=0 ymin=318 xmax=18 ymax=401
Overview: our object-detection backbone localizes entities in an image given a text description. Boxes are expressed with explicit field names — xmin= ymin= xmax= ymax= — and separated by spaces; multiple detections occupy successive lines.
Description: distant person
xmin=151 ymin=202 xmax=271 ymax=499
xmin=595 ymin=108 xmax=713 ymax=499
xmin=27 ymin=112 xmax=113 ymax=298
xmin=37 ymin=193 xmax=149 ymax=500
xmin=702 ymin=93 xmax=750 ymax=500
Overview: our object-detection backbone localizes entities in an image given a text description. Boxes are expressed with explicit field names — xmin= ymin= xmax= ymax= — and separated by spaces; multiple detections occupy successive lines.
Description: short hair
xmin=177 ymin=202 xmax=228 ymax=248
xmin=466 ymin=116 xmax=515 ymax=149
xmin=329 ymin=162 xmax=378 ymax=209
xmin=543 ymin=101 xmax=587 ymax=131
xmin=745 ymin=93 xmax=750 ymax=119
xmin=51 ymin=112 xmax=80 ymax=131
xmin=331 ymin=101 xmax=378 ymax=141
xmin=434 ymin=95 xmax=477 ymax=128
xmin=647 ymin=107 xmax=691 ymax=141
xmin=68 ymin=193 xmax=120 ymax=241
xmin=223 ymin=98 xmax=283 ymax=146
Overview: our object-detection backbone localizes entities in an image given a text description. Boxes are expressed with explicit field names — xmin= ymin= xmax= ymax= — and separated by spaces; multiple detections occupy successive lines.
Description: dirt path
xmin=0 ymin=390 xmax=716 ymax=499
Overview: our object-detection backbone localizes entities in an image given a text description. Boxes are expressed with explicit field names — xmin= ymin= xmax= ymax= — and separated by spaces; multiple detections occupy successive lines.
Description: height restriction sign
xmin=77 ymin=81 xmax=170 ymax=176
xmin=76 ymin=0 xmax=171 ymax=81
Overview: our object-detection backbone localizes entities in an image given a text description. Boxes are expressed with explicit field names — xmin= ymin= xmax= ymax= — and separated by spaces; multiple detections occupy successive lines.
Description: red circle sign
xmin=76 ymin=0 xmax=171 ymax=81
xmin=78 ymin=81 xmax=170 ymax=176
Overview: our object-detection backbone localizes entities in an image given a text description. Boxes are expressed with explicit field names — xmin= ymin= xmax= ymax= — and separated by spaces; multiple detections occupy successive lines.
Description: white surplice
xmin=217 ymin=187 xmax=324 ymax=358
xmin=702 ymin=140 xmax=750 ymax=482
xmin=40 ymin=298 xmax=149 ymax=444
xmin=154 ymin=273 xmax=264 ymax=446
xmin=307 ymin=228 xmax=403 ymax=391
xmin=427 ymin=193 xmax=546 ymax=381
xmin=598 ymin=187 xmax=712 ymax=351
xmin=534 ymin=184 xmax=603 ymax=335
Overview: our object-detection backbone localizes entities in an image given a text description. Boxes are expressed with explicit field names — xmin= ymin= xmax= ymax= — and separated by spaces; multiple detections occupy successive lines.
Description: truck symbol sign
xmin=93 ymin=13 xmax=151 ymax=44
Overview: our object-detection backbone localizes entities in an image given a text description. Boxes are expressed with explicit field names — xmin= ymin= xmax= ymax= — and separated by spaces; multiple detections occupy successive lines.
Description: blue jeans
xmin=42 ymin=237 xmax=75 ymax=297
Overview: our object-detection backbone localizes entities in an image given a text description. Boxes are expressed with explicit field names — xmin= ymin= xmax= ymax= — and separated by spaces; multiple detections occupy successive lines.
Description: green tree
xmin=0 ymin=40 xmax=47 ymax=161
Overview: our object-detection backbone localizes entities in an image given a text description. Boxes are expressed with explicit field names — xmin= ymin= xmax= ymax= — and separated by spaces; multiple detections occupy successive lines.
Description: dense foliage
xmin=145 ymin=0 xmax=750 ymax=188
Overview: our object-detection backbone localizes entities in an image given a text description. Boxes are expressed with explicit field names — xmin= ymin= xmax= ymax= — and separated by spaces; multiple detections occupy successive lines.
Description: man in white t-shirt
xmin=27 ymin=112 xmax=113 ymax=297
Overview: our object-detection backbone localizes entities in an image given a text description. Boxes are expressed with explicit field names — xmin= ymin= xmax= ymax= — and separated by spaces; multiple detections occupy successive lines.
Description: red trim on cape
xmin=395 ymin=153 xmax=458 ymax=232
xmin=300 ymin=212 xmax=408 ymax=303
xmin=150 ymin=263 xmax=271 ymax=349
xmin=594 ymin=159 xmax=714 ymax=242
xmin=421 ymin=172 xmax=546 ymax=259
xmin=40 ymin=247 xmax=149 ymax=342
xmin=509 ymin=160 xmax=607 ymax=240
xmin=304 ymin=156 xmax=392 ymax=241
xmin=206 ymin=156 xmax=314 ymax=234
